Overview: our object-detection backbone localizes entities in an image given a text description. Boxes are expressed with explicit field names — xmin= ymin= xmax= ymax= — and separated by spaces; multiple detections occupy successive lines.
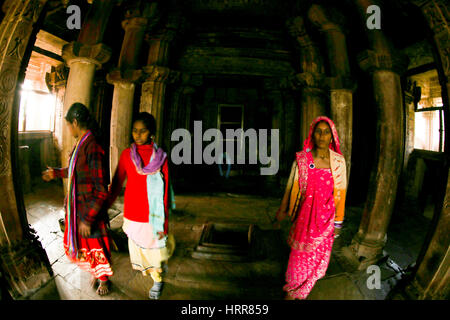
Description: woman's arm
xmin=162 ymin=159 xmax=169 ymax=235
xmin=275 ymin=160 xmax=297 ymax=222
xmin=106 ymin=150 xmax=128 ymax=210
xmin=333 ymin=157 xmax=347 ymax=229
xmin=53 ymin=167 xmax=69 ymax=178
xmin=82 ymin=143 xmax=108 ymax=226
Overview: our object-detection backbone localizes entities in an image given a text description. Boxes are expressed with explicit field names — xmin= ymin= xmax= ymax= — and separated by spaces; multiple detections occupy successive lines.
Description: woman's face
xmin=132 ymin=120 xmax=151 ymax=145
xmin=66 ymin=119 xmax=79 ymax=139
xmin=313 ymin=121 xmax=332 ymax=149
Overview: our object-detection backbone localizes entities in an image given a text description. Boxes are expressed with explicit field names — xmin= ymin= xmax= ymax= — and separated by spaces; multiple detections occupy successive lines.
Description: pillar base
xmin=0 ymin=230 xmax=53 ymax=299
xmin=340 ymin=233 xmax=387 ymax=271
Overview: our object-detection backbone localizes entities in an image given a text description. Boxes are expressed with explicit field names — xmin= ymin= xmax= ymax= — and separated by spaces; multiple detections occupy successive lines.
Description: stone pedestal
xmin=342 ymin=50 xmax=408 ymax=270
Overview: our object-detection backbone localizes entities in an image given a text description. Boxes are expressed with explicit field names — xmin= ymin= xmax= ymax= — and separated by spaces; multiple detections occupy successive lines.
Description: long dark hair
xmin=132 ymin=112 xmax=156 ymax=143
xmin=65 ymin=102 xmax=101 ymax=141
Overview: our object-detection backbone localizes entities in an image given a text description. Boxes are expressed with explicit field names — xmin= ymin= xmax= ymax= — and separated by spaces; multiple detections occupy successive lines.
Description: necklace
xmin=314 ymin=150 xmax=328 ymax=160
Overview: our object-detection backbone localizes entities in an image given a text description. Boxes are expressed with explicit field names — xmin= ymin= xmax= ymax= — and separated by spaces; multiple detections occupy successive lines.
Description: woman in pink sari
xmin=274 ymin=116 xmax=347 ymax=300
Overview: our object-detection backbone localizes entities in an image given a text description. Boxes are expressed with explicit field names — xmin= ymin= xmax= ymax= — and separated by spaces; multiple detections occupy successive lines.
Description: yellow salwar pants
xmin=128 ymin=233 xmax=176 ymax=282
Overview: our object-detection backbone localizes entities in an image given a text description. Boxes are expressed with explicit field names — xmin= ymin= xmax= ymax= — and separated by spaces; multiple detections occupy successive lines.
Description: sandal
xmin=149 ymin=281 xmax=164 ymax=300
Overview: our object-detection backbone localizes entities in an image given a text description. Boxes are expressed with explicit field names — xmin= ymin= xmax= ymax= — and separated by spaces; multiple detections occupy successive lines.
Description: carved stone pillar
xmin=0 ymin=0 xmax=53 ymax=299
xmin=308 ymin=4 xmax=354 ymax=179
xmin=264 ymin=78 xmax=285 ymax=174
xmin=139 ymin=27 xmax=180 ymax=146
xmin=287 ymin=16 xmax=328 ymax=144
xmin=165 ymin=73 xmax=201 ymax=152
xmin=61 ymin=42 xmax=111 ymax=192
xmin=341 ymin=50 xmax=409 ymax=270
xmin=108 ymin=16 xmax=147 ymax=178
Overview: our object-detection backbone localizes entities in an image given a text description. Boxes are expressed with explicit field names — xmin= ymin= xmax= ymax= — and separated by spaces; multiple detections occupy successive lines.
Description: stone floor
xmin=22 ymin=180 xmax=430 ymax=300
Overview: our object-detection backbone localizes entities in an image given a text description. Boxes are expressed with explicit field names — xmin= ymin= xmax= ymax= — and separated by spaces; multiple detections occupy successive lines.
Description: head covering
xmin=303 ymin=116 xmax=342 ymax=155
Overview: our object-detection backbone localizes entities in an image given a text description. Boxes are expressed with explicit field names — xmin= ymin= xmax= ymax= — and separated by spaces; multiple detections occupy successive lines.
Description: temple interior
xmin=0 ymin=0 xmax=448 ymax=300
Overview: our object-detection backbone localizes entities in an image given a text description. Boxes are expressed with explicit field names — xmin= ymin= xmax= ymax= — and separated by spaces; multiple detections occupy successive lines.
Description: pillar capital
xmin=308 ymin=4 xmax=345 ymax=34
xmin=142 ymin=65 xmax=180 ymax=84
xmin=45 ymin=64 xmax=69 ymax=93
xmin=145 ymin=28 xmax=177 ymax=44
xmin=282 ymin=72 xmax=326 ymax=91
xmin=62 ymin=41 xmax=111 ymax=69
xmin=326 ymin=76 xmax=357 ymax=91
xmin=358 ymin=49 xmax=410 ymax=75
xmin=106 ymin=68 xmax=142 ymax=84
xmin=121 ymin=16 xmax=148 ymax=31
xmin=286 ymin=16 xmax=315 ymax=48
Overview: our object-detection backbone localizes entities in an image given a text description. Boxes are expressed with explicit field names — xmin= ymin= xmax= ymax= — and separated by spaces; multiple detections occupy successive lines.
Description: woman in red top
xmin=42 ymin=102 xmax=113 ymax=296
xmin=107 ymin=112 xmax=175 ymax=300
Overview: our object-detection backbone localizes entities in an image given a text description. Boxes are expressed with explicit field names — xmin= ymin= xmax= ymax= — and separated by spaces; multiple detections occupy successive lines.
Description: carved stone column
xmin=108 ymin=16 xmax=147 ymax=178
xmin=61 ymin=42 xmax=111 ymax=191
xmin=308 ymin=4 xmax=354 ymax=179
xmin=287 ymin=17 xmax=328 ymax=144
xmin=139 ymin=28 xmax=180 ymax=146
xmin=0 ymin=0 xmax=53 ymax=299
xmin=264 ymin=78 xmax=286 ymax=175
xmin=165 ymin=73 xmax=202 ymax=152
xmin=341 ymin=50 xmax=409 ymax=270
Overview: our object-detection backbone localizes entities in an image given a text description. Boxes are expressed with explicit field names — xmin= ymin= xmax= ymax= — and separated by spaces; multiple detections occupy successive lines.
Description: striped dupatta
xmin=65 ymin=130 xmax=92 ymax=260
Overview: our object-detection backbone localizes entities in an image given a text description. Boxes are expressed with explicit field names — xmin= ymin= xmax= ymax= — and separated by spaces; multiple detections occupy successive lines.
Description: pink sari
xmin=284 ymin=116 xmax=342 ymax=299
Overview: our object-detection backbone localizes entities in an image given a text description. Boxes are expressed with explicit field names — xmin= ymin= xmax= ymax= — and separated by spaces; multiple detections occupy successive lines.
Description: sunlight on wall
xmin=414 ymin=98 xmax=444 ymax=152
xmin=18 ymin=79 xmax=57 ymax=132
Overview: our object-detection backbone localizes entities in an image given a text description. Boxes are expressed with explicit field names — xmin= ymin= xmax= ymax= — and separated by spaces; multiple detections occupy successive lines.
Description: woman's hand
xmin=79 ymin=221 xmax=91 ymax=238
xmin=157 ymin=232 xmax=165 ymax=240
xmin=149 ymin=169 xmax=161 ymax=175
xmin=42 ymin=166 xmax=55 ymax=182
xmin=273 ymin=208 xmax=287 ymax=229
xmin=334 ymin=227 xmax=342 ymax=238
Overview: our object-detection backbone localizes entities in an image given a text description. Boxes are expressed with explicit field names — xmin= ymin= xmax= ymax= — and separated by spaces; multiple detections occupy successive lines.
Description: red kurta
xmin=108 ymin=142 xmax=170 ymax=235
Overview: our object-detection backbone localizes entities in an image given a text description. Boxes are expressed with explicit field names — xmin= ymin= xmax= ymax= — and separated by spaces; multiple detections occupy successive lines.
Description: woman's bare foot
xmin=284 ymin=293 xmax=296 ymax=300
xmin=96 ymin=280 xmax=110 ymax=296
xmin=90 ymin=276 xmax=97 ymax=289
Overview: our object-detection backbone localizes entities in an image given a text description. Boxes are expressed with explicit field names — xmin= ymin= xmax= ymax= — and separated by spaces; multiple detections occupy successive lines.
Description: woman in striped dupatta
xmin=42 ymin=103 xmax=113 ymax=296
xmin=274 ymin=116 xmax=347 ymax=300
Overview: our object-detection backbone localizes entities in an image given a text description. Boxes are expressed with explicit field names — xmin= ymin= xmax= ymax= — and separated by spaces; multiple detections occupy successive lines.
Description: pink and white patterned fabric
xmin=284 ymin=167 xmax=335 ymax=299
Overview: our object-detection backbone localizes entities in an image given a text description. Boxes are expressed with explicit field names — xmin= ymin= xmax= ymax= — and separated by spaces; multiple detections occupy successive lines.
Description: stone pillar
xmin=341 ymin=50 xmax=409 ymax=270
xmin=61 ymin=42 xmax=111 ymax=191
xmin=107 ymin=16 xmax=147 ymax=178
xmin=165 ymin=73 xmax=202 ymax=152
xmin=264 ymin=78 xmax=286 ymax=174
xmin=308 ymin=4 xmax=354 ymax=178
xmin=287 ymin=16 xmax=328 ymax=144
xmin=0 ymin=0 xmax=53 ymax=299
xmin=140 ymin=28 xmax=180 ymax=146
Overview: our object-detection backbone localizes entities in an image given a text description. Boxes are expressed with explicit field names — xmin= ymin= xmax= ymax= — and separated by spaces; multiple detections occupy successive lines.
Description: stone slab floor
xmin=21 ymin=181 xmax=429 ymax=300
